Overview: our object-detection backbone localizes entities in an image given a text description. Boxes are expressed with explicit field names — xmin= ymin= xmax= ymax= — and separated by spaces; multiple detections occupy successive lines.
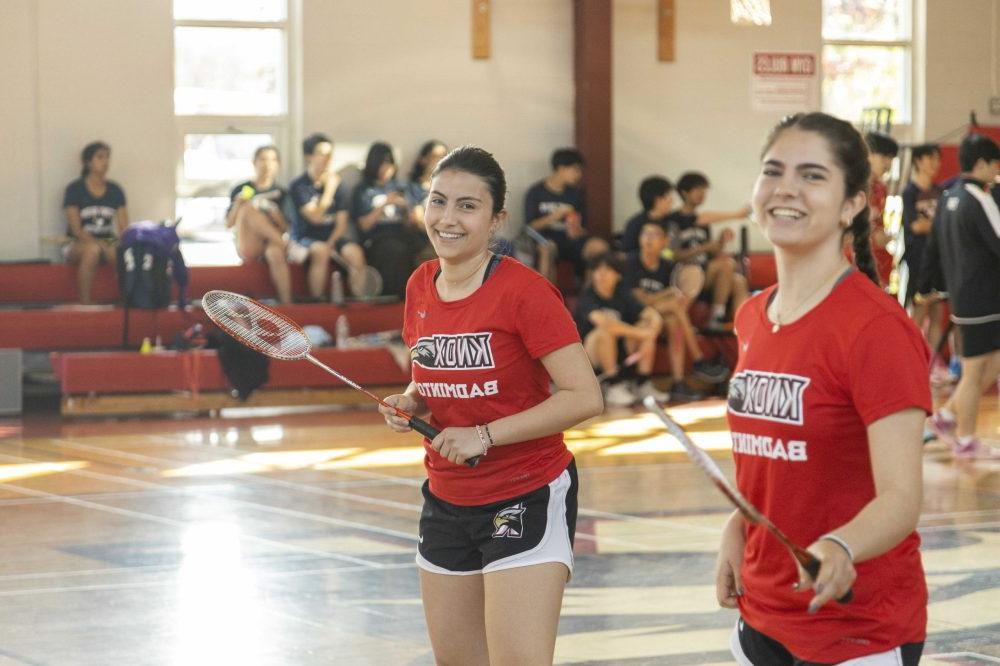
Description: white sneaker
xmin=635 ymin=381 xmax=670 ymax=403
xmin=604 ymin=382 xmax=637 ymax=408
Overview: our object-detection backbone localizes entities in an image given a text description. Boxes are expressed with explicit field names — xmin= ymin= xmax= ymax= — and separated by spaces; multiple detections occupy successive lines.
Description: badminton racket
xmin=202 ymin=290 xmax=479 ymax=468
xmin=642 ymin=396 xmax=852 ymax=603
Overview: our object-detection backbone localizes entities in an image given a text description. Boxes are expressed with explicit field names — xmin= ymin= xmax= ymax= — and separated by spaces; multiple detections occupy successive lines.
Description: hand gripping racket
xmin=642 ymin=396 xmax=852 ymax=603
xmin=202 ymin=290 xmax=479 ymax=468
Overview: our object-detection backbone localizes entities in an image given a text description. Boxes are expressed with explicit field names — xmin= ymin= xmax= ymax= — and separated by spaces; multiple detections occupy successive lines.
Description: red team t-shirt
xmin=403 ymin=256 xmax=580 ymax=506
xmin=728 ymin=271 xmax=931 ymax=662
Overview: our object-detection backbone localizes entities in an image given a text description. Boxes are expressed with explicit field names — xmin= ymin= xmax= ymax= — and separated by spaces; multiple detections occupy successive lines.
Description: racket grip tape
xmin=803 ymin=556 xmax=853 ymax=604
xmin=408 ymin=416 xmax=480 ymax=469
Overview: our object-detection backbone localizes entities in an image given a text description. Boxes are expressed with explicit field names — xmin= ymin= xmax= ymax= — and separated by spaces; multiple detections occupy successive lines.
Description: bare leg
xmin=705 ymin=255 xmax=736 ymax=310
xmin=68 ymin=240 xmax=103 ymax=305
xmin=661 ymin=313 xmax=685 ymax=381
xmin=306 ymin=242 xmax=332 ymax=299
xmin=484 ymin=563 xmax=567 ymax=666
xmin=584 ymin=328 xmax=619 ymax=377
xmin=953 ymin=354 xmax=993 ymax=438
xmin=419 ymin=570 xmax=490 ymax=666
xmin=263 ymin=244 xmax=293 ymax=303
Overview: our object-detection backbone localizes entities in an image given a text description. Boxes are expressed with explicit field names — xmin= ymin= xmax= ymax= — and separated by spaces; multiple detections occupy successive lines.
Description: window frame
xmin=172 ymin=4 xmax=300 ymax=230
xmin=820 ymin=0 xmax=914 ymax=126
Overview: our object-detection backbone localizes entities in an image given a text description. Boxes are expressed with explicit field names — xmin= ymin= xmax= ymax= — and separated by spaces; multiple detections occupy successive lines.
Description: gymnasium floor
xmin=0 ymin=395 xmax=997 ymax=665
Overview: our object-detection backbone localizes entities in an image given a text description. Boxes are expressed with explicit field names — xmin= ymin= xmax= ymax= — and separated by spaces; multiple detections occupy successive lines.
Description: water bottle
xmin=335 ymin=315 xmax=350 ymax=349
xmin=330 ymin=270 xmax=345 ymax=305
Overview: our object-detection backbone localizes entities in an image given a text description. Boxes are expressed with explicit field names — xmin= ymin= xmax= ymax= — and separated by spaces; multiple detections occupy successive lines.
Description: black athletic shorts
xmin=416 ymin=459 xmax=578 ymax=576
xmin=959 ymin=319 xmax=1000 ymax=358
xmin=731 ymin=618 xmax=923 ymax=665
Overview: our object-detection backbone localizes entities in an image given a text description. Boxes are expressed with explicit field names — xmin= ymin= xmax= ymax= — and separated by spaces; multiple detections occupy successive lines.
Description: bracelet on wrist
xmin=474 ymin=425 xmax=489 ymax=457
xmin=483 ymin=423 xmax=495 ymax=449
xmin=818 ymin=533 xmax=854 ymax=562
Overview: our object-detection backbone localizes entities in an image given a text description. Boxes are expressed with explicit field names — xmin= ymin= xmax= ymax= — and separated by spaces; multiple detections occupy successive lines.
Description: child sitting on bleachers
xmin=666 ymin=171 xmax=750 ymax=331
xmin=63 ymin=141 xmax=128 ymax=304
xmin=225 ymin=145 xmax=292 ymax=303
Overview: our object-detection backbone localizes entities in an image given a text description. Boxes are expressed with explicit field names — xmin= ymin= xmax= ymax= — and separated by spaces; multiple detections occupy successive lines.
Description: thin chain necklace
xmin=771 ymin=264 xmax=848 ymax=333
xmin=440 ymin=252 xmax=491 ymax=287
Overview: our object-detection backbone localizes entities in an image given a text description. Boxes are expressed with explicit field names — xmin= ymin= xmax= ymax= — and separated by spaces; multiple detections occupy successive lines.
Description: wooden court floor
xmin=0 ymin=394 xmax=997 ymax=665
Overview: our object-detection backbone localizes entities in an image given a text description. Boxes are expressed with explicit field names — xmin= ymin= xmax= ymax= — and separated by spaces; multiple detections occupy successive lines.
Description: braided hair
xmin=761 ymin=113 xmax=880 ymax=286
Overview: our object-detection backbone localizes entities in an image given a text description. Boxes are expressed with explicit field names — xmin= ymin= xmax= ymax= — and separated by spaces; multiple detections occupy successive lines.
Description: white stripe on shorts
xmin=482 ymin=467 xmax=574 ymax=576
xmin=730 ymin=619 xmax=905 ymax=665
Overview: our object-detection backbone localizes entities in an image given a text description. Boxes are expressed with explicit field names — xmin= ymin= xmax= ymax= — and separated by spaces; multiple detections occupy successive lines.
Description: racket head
xmin=202 ymin=290 xmax=312 ymax=361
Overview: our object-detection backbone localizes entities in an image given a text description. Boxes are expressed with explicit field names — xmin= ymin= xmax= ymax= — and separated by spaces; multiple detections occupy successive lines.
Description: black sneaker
xmin=693 ymin=358 xmax=730 ymax=383
xmin=670 ymin=381 xmax=704 ymax=403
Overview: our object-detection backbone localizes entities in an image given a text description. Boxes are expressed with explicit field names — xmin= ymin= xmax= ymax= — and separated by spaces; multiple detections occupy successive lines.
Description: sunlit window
xmin=172 ymin=1 xmax=290 ymax=249
xmin=821 ymin=0 xmax=911 ymax=124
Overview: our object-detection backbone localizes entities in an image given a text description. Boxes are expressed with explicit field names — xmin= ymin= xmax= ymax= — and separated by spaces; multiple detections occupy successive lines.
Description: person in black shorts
xmin=524 ymin=148 xmax=609 ymax=283
xmin=63 ymin=141 xmax=128 ymax=304
xmin=379 ymin=146 xmax=602 ymax=664
xmin=922 ymin=133 xmax=1000 ymax=458
xmin=287 ymin=133 xmax=369 ymax=300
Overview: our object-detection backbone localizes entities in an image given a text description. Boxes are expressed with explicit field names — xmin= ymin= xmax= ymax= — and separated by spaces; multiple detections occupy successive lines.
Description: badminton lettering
xmin=492 ymin=502 xmax=526 ymax=538
xmin=730 ymin=432 xmax=808 ymax=461
xmin=727 ymin=370 xmax=810 ymax=425
xmin=411 ymin=333 xmax=495 ymax=370
xmin=415 ymin=380 xmax=499 ymax=399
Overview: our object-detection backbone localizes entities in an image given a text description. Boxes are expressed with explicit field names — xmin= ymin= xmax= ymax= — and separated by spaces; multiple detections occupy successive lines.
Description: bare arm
xmin=327 ymin=210 xmax=349 ymax=246
xmin=486 ymin=343 xmax=603 ymax=446
xmin=299 ymin=175 xmax=340 ymax=226
xmin=802 ymin=408 xmax=925 ymax=611
xmin=115 ymin=206 xmax=129 ymax=236
xmin=696 ymin=205 xmax=751 ymax=226
xmin=65 ymin=206 xmax=91 ymax=241
xmin=528 ymin=206 xmax=570 ymax=231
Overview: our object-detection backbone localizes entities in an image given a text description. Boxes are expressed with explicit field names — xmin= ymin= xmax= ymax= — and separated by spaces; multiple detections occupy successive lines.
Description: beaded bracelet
xmin=818 ymin=533 xmax=854 ymax=562
xmin=474 ymin=425 xmax=490 ymax=457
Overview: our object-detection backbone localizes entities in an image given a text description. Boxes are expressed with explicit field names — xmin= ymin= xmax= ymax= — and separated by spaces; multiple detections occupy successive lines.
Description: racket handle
xmin=803 ymin=557 xmax=853 ymax=604
xmin=408 ymin=416 xmax=480 ymax=469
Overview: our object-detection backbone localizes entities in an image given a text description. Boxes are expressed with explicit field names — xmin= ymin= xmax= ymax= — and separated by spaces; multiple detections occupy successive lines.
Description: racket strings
xmin=202 ymin=291 xmax=312 ymax=361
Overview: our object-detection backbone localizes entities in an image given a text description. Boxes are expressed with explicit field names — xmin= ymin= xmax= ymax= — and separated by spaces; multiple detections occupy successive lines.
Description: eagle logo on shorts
xmin=492 ymin=502 xmax=526 ymax=538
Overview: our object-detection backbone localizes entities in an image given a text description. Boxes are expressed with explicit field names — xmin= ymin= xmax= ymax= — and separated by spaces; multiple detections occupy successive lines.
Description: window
xmin=173 ymin=0 xmax=292 ymax=261
xmin=821 ymin=0 xmax=912 ymax=124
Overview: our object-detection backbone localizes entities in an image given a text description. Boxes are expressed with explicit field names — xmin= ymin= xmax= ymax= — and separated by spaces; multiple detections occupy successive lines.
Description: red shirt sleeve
xmin=515 ymin=276 xmax=581 ymax=359
xmin=848 ymin=312 xmax=932 ymax=425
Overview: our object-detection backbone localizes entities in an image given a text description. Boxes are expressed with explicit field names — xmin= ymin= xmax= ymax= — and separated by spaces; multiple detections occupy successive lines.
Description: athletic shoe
xmin=670 ymin=381 xmax=703 ymax=403
xmin=953 ymin=438 xmax=1000 ymax=460
xmin=604 ymin=382 xmax=637 ymax=408
xmin=693 ymin=358 xmax=730 ymax=383
xmin=635 ymin=381 xmax=670 ymax=403
xmin=928 ymin=411 xmax=957 ymax=443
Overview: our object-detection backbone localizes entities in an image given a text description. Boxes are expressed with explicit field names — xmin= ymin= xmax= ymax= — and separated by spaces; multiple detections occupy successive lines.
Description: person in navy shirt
xmin=524 ymin=148 xmax=609 ymax=283
xmin=63 ymin=141 xmax=128 ymax=304
xmin=287 ymin=133 xmax=369 ymax=300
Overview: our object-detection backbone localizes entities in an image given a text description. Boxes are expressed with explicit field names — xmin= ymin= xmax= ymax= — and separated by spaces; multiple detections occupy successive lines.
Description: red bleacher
xmin=3 ymin=255 xmax=777 ymax=414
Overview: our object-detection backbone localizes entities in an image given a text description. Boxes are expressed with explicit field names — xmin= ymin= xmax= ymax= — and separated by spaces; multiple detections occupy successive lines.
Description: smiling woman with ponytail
xmin=714 ymin=112 xmax=931 ymax=664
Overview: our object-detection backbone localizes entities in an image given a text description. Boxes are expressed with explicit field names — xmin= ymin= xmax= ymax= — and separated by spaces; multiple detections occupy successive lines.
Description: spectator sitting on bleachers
xmin=225 ymin=145 xmax=292 ymax=303
xmin=667 ymin=171 xmax=750 ymax=331
xmin=63 ymin=141 xmax=128 ymax=304
xmin=288 ymin=133 xmax=368 ymax=300
xmin=524 ymin=148 xmax=610 ymax=283
xmin=623 ymin=222 xmax=729 ymax=401
xmin=573 ymin=252 xmax=665 ymax=408
xmin=404 ymin=139 xmax=449 ymax=264
xmin=352 ymin=141 xmax=423 ymax=298
xmin=620 ymin=175 xmax=674 ymax=254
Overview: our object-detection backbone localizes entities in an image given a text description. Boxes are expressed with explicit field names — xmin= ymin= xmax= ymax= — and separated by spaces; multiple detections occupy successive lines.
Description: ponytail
xmin=847 ymin=207 xmax=880 ymax=286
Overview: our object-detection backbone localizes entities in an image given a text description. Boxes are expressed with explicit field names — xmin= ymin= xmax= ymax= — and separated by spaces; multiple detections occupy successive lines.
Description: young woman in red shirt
xmin=379 ymin=146 xmax=603 ymax=665
xmin=718 ymin=113 xmax=931 ymax=665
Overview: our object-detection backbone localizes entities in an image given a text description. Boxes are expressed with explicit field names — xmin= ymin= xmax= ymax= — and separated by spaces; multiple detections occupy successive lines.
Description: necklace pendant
xmin=771 ymin=323 xmax=780 ymax=333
